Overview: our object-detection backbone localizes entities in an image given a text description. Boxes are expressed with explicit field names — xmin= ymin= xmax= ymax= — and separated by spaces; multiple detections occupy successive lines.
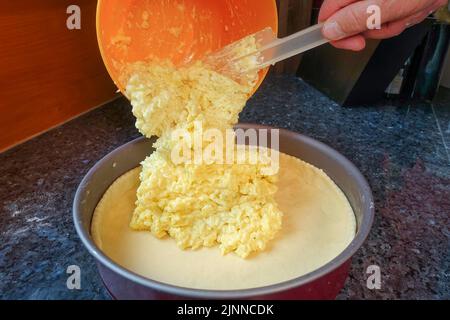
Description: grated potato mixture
xmin=125 ymin=36 xmax=283 ymax=258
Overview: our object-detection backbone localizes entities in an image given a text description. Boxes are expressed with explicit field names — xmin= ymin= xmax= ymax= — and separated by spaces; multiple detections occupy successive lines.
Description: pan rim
xmin=73 ymin=123 xmax=374 ymax=299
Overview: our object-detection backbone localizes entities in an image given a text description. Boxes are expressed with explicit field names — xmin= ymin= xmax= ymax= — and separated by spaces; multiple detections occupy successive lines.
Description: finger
xmin=425 ymin=0 xmax=450 ymax=19
xmin=363 ymin=20 xmax=408 ymax=40
xmin=320 ymin=0 xmax=447 ymax=24
xmin=329 ymin=35 xmax=367 ymax=51
xmin=318 ymin=0 xmax=360 ymax=22
xmin=402 ymin=0 xmax=447 ymax=26
xmin=362 ymin=20 xmax=410 ymax=40
xmin=364 ymin=1 xmax=444 ymax=39
xmin=322 ymin=0 xmax=436 ymax=41
xmin=363 ymin=12 xmax=428 ymax=40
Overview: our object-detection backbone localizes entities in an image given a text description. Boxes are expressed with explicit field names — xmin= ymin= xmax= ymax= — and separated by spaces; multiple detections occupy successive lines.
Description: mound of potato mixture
xmin=125 ymin=37 xmax=283 ymax=258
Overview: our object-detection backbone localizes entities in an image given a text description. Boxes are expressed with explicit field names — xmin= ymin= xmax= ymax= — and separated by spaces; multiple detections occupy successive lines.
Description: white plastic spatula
xmin=202 ymin=23 xmax=329 ymax=81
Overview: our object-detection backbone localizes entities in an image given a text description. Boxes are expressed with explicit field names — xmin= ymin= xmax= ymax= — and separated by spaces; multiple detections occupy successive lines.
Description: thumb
xmin=322 ymin=1 xmax=376 ymax=40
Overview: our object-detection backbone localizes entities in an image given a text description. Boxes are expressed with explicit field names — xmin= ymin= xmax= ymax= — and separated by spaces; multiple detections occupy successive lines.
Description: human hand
xmin=319 ymin=0 xmax=448 ymax=51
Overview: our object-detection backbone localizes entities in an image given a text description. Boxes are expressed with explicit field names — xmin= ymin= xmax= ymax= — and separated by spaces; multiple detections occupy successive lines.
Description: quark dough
xmin=91 ymin=152 xmax=356 ymax=290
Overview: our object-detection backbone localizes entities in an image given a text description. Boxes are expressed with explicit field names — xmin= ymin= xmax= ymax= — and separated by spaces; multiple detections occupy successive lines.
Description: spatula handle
xmin=256 ymin=23 xmax=329 ymax=70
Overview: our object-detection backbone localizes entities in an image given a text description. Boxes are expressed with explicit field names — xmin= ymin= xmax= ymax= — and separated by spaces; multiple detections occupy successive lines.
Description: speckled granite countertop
xmin=0 ymin=75 xmax=449 ymax=300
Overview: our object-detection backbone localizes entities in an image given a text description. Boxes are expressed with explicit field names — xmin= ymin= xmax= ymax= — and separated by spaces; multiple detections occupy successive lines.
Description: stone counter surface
xmin=0 ymin=75 xmax=449 ymax=299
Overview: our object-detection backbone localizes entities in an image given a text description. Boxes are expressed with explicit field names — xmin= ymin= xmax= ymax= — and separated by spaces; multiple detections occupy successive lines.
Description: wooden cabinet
xmin=0 ymin=1 xmax=117 ymax=152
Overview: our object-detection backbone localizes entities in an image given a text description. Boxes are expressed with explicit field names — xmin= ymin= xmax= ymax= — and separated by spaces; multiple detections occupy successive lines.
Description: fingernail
xmin=323 ymin=21 xmax=347 ymax=40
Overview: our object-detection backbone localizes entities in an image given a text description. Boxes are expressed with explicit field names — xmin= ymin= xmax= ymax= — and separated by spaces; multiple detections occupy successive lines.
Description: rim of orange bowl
xmin=95 ymin=0 xmax=279 ymax=98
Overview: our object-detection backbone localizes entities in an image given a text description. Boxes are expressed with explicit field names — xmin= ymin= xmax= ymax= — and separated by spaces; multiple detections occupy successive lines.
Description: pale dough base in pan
xmin=91 ymin=152 xmax=356 ymax=290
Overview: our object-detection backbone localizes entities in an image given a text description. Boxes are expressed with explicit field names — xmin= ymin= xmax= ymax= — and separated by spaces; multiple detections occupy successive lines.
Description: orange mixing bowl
xmin=96 ymin=0 xmax=278 ymax=94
